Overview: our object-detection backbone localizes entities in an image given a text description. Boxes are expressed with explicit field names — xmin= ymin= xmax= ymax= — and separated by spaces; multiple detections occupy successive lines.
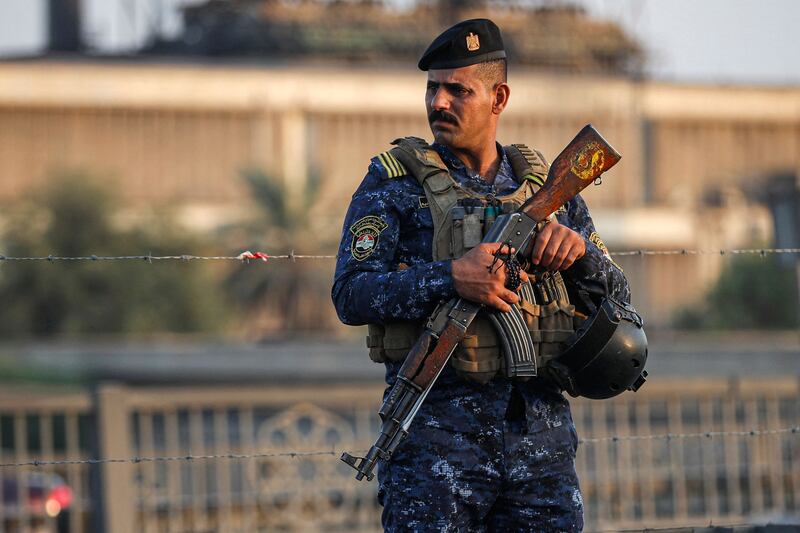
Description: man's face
xmin=425 ymin=65 xmax=496 ymax=150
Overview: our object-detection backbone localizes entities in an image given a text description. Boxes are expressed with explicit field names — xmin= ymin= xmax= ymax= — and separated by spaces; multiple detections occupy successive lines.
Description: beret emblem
xmin=466 ymin=32 xmax=480 ymax=52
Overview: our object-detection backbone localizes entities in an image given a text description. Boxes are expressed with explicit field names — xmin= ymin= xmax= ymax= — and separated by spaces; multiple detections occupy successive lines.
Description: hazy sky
xmin=1 ymin=0 xmax=798 ymax=85
xmin=579 ymin=0 xmax=800 ymax=84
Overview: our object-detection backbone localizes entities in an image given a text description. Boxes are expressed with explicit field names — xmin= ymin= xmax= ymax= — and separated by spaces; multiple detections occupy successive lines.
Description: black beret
xmin=418 ymin=18 xmax=506 ymax=71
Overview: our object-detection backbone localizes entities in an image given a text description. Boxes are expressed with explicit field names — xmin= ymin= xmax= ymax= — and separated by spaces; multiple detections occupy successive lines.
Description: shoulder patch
xmin=349 ymin=215 xmax=389 ymax=261
xmin=372 ymin=151 xmax=407 ymax=180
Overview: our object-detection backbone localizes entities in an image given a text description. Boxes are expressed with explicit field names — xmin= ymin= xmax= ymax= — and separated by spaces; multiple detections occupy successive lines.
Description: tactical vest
xmin=366 ymin=137 xmax=577 ymax=384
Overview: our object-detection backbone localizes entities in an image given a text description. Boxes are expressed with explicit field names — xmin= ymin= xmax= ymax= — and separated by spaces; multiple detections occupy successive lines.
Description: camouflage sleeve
xmin=331 ymin=167 xmax=455 ymax=326
xmin=557 ymin=194 xmax=631 ymax=306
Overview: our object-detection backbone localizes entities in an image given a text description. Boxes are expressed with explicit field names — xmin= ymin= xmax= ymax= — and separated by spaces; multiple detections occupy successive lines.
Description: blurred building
xmin=0 ymin=1 xmax=798 ymax=326
xmin=1 ymin=59 xmax=797 ymax=325
xmin=0 ymin=8 xmax=797 ymax=533
xmin=159 ymin=1 xmax=643 ymax=76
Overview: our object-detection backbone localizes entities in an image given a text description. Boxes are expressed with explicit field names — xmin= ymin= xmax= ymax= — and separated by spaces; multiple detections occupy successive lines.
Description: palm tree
xmin=224 ymin=168 xmax=339 ymax=338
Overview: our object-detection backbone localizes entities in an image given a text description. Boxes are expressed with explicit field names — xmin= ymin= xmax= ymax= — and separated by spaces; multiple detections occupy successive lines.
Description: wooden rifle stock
xmin=521 ymin=124 xmax=621 ymax=224
xmin=341 ymin=124 xmax=621 ymax=482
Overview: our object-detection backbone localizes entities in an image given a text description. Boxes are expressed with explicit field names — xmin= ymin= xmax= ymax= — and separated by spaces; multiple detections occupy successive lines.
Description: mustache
xmin=428 ymin=110 xmax=458 ymax=126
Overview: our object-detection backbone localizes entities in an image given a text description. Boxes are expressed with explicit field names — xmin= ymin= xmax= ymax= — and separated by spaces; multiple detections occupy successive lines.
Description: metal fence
xmin=0 ymin=378 xmax=798 ymax=533
xmin=0 ymin=388 xmax=94 ymax=533
xmin=572 ymin=379 xmax=800 ymax=530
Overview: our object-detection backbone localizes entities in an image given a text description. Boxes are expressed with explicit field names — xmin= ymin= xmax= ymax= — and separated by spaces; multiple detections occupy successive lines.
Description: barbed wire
xmin=579 ymin=426 xmax=799 ymax=444
xmin=0 ymin=449 xmax=353 ymax=469
xmin=0 ymin=248 xmax=798 ymax=264
xmin=611 ymin=248 xmax=800 ymax=257
xmin=0 ymin=426 xmax=796 ymax=470
xmin=604 ymin=522 xmax=757 ymax=532
xmin=0 ymin=252 xmax=335 ymax=263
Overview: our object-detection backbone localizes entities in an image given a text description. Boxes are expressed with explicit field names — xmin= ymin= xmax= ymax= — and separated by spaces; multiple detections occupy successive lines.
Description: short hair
xmin=475 ymin=58 xmax=507 ymax=89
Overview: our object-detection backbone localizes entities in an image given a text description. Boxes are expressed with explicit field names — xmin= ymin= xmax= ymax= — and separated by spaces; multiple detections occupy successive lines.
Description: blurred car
xmin=2 ymin=472 xmax=73 ymax=519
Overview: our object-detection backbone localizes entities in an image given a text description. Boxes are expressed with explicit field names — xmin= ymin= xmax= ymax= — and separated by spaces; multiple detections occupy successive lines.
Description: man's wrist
xmin=421 ymin=259 xmax=457 ymax=301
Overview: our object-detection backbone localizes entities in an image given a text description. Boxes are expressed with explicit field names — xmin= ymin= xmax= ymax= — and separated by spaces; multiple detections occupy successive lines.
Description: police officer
xmin=332 ymin=19 xmax=630 ymax=532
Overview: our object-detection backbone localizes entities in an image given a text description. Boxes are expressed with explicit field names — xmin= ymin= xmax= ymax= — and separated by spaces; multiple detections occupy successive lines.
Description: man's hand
xmin=530 ymin=220 xmax=586 ymax=271
xmin=451 ymin=243 xmax=529 ymax=312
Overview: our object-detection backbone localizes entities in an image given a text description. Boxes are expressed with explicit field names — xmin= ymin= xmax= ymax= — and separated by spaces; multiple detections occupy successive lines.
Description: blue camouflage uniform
xmin=332 ymin=141 xmax=630 ymax=532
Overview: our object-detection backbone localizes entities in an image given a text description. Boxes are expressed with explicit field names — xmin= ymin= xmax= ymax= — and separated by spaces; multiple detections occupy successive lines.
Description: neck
xmin=449 ymin=140 xmax=501 ymax=183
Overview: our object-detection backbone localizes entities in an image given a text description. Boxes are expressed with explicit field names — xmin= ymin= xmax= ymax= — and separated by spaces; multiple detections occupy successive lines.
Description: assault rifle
xmin=341 ymin=124 xmax=621 ymax=481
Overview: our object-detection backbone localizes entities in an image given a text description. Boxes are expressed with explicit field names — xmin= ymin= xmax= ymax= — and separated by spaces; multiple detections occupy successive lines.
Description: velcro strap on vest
xmin=390 ymin=137 xmax=450 ymax=184
xmin=383 ymin=334 xmax=419 ymax=350
xmin=459 ymin=333 xmax=498 ymax=348
xmin=366 ymin=334 xmax=383 ymax=348
xmin=451 ymin=355 xmax=502 ymax=374
xmin=541 ymin=300 xmax=573 ymax=318
xmin=505 ymin=144 xmax=549 ymax=187
xmin=365 ymin=324 xmax=387 ymax=363
xmin=519 ymin=299 xmax=573 ymax=318
xmin=422 ymin=173 xmax=453 ymax=194
xmin=518 ymin=299 xmax=541 ymax=317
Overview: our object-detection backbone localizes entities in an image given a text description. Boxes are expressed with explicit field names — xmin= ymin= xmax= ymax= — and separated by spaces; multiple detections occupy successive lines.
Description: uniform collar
xmin=431 ymin=142 xmax=506 ymax=172
xmin=431 ymin=141 xmax=518 ymax=195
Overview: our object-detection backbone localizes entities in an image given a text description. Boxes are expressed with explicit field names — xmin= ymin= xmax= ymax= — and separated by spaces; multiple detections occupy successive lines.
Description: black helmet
xmin=553 ymin=297 xmax=648 ymax=399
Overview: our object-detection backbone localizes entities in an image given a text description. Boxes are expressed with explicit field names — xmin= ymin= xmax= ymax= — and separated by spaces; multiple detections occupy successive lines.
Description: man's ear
xmin=492 ymin=83 xmax=510 ymax=115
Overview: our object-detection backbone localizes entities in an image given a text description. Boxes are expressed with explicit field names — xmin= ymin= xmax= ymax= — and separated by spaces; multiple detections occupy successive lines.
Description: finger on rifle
xmin=489 ymin=243 xmax=515 ymax=256
xmin=488 ymin=295 xmax=513 ymax=313
xmin=500 ymin=288 xmax=519 ymax=306
xmin=539 ymin=234 xmax=562 ymax=270
xmin=560 ymin=246 xmax=583 ymax=271
xmin=530 ymin=226 xmax=552 ymax=266
xmin=551 ymin=239 xmax=573 ymax=271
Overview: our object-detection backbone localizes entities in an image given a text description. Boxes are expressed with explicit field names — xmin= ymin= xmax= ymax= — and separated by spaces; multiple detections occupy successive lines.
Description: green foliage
xmin=0 ymin=173 xmax=230 ymax=338
xmin=673 ymin=254 xmax=799 ymax=330
xmin=223 ymin=168 xmax=338 ymax=335
xmin=241 ymin=169 xmax=290 ymax=233
xmin=238 ymin=166 xmax=321 ymax=237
